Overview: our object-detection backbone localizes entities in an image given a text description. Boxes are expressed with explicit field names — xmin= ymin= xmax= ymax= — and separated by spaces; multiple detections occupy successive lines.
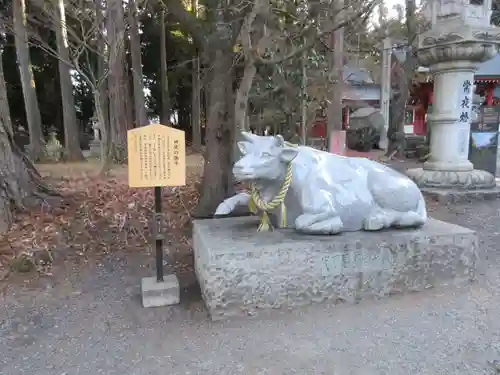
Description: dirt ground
xmin=0 ymin=152 xmax=205 ymax=286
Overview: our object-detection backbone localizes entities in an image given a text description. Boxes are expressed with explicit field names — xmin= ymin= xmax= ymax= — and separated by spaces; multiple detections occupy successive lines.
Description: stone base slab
xmin=141 ymin=275 xmax=180 ymax=308
xmin=422 ymin=186 xmax=500 ymax=203
xmin=193 ymin=217 xmax=478 ymax=321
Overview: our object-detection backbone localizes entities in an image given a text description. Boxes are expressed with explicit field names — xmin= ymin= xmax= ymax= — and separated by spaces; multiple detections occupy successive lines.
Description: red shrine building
xmin=309 ymin=67 xmax=381 ymax=138
xmin=408 ymin=53 xmax=500 ymax=136
xmin=309 ymin=53 xmax=500 ymax=140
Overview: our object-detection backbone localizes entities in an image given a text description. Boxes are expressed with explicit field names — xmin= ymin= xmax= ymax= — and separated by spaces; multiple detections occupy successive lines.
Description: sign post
xmin=127 ymin=124 xmax=186 ymax=308
xmin=154 ymin=186 xmax=164 ymax=282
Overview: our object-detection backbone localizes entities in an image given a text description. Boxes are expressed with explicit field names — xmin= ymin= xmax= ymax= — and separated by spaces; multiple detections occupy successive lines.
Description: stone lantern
xmin=407 ymin=0 xmax=500 ymax=190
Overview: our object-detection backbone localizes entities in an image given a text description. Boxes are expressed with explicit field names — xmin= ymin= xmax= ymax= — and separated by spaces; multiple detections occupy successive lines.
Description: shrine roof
xmin=475 ymin=54 xmax=500 ymax=79
xmin=342 ymin=66 xmax=374 ymax=85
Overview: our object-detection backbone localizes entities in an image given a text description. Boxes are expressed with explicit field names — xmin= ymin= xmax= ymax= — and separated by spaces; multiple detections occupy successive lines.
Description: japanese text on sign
xmin=457 ymin=79 xmax=474 ymax=156
xmin=458 ymin=79 xmax=473 ymax=124
xmin=127 ymin=124 xmax=186 ymax=188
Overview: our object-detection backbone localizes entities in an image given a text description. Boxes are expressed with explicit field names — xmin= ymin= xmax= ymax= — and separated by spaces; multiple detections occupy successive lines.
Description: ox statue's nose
xmin=233 ymin=159 xmax=254 ymax=178
xmin=233 ymin=163 xmax=248 ymax=173
xmin=234 ymin=157 xmax=248 ymax=170
xmin=233 ymin=160 xmax=243 ymax=170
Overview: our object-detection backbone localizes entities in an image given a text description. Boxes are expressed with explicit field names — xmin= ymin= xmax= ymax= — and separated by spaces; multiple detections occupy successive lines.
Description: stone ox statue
xmin=215 ymin=132 xmax=427 ymax=235
xmin=215 ymin=132 xmax=427 ymax=234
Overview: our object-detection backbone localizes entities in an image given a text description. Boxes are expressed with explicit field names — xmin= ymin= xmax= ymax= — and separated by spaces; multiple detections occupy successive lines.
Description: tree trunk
xmin=95 ymin=0 xmax=109 ymax=159
xmin=191 ymin=0 xmax=202 ymax=148
xmin=234 ymin=63 xmax=256 ymax=132
xmin=0 ymin=50 xmax=12 ymax=136
xmin=195 ymin=48 xmax=234 ymax=217
xmin=386 ymin=0 xmax=417 ymax=157
xmin=160 ymin=10 xmax=171 ymax=124
xmin=55 ymin=0 xmax=83 ymax=161
xmin=300 ymin=49 xmax=307 ymax=145
xmin=191 ymin=55 xmax=202 ymax=148
xmin=386 ymin=72 xmax=409 ymax=157
xmin=106 ymin=0 xmax=128 ymax=163
xmin=326 ymin=0 xmax=344 ymax=150
xmin=128 ymin=0 xmax=148 ymax=126
xmin=12 ymin=0 xmax=45 ymax=161
xmin=92 ymin=90 xmax=109 ymax=162
xmin=124 ymin=62 xmax=134 ymax=129
xmin=0 ymin=119 xmax=57 ymax=234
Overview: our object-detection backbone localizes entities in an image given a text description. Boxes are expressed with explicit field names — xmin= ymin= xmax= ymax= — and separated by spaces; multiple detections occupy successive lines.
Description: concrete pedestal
xmin=141 ymin=275 xmax=180 ymax=308
xmin=193 ymin=217 xmax=477 ymax=321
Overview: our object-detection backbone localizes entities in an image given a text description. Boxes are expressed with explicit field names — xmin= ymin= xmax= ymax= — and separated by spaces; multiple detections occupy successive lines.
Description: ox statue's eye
xmin=262 ymin=152 xmax=272 ymax=157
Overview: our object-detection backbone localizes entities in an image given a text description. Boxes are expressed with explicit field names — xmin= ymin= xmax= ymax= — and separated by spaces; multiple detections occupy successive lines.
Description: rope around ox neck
xmin=248 ymin=161 xmax=293 ymax=232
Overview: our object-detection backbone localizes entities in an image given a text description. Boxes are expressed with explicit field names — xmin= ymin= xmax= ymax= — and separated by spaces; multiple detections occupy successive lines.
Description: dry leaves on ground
xmin=0 ymin=163 xmax=200 ymax=278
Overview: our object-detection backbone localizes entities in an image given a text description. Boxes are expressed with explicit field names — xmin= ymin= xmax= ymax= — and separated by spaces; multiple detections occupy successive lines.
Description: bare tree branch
xmin=256 ymin=0 xmax=377 ymax=65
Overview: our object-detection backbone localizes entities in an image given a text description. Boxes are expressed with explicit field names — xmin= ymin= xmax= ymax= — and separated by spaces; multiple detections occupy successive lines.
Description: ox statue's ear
xmin=280 ymin=147 xmax=299 ymax=163
xmin=274 ymin=135 xmax=285 ymax=147
xmin=237 ymin=141 xmax=249 ymax=155
xmin=241 ymin=131 xmax=255 ymax=142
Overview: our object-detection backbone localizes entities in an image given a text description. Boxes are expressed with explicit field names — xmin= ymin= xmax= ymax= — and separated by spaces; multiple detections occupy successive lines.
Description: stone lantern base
xmin=406 ymin=168 xmax=500 ymax=203
xmin=406 ymin=168 xmax=496 ymax=190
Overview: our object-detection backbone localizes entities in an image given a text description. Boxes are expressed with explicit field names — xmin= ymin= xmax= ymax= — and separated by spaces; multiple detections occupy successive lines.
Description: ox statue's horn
xmin=275 ymin=134 xmax=285 ymax=147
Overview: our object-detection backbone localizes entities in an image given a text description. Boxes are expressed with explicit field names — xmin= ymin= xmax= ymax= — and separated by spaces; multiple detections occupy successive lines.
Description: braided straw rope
xmin=248 ymin=141 xmax=297 ymax=232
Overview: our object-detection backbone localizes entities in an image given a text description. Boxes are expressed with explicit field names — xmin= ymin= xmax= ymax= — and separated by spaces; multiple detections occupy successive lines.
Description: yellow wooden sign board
xmin=127 ymin=124 xmax=186 ymax=188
